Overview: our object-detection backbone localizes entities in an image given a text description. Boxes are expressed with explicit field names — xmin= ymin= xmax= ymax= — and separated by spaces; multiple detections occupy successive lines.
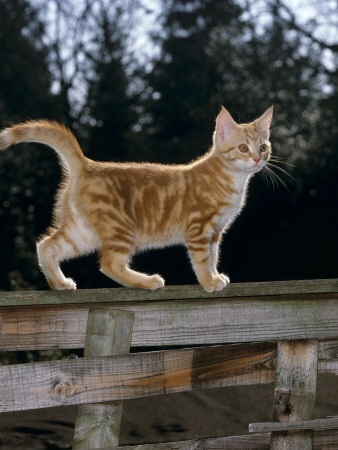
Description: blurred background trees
xmin=0 ymin=0 xmax=336 ymax=290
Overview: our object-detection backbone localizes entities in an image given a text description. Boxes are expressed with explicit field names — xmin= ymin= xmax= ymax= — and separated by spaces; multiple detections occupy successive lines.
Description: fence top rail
xmin=0 ymin=278 xmax=337 ymax=307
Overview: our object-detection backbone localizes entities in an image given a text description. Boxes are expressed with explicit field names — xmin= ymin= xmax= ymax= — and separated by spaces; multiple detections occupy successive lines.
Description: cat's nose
xmin=253 ymin=156 xmax=261 ymax=165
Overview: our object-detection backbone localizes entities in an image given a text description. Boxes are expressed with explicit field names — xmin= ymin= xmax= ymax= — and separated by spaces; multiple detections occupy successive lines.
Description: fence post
xmin=270 ymin=339 xmax=318 ymax=450
xmin=72 ymin=308 xmax=134 ymax=449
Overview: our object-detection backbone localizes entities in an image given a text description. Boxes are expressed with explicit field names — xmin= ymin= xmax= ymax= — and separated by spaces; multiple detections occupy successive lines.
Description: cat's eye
xmin=259 ymin=144 xmax=268 ymax=153
xmin=238 ymin=144 xmax=249 ymax=153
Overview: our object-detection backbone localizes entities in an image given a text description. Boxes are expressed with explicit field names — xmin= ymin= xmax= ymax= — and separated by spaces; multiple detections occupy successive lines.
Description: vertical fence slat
xmin=270 ymin=339 xmax=319 ymax=450
xmin=72 ymin=308 xmax=134 ymax=449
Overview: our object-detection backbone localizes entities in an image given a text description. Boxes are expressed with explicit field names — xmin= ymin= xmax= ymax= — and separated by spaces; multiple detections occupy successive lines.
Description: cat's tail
xmin=0 ymin=120 xmax=85 ymax=173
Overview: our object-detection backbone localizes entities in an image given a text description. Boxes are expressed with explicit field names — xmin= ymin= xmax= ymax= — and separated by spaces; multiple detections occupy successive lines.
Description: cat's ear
xmin=256 ymin=106 xmax=273 ymax=139
xmin=215 ymin=106 xmax=238 ymax=141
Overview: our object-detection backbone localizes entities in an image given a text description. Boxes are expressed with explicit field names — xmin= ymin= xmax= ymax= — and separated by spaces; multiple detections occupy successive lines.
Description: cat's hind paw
xmin=51 ymin=277 xmax=77 ymax=290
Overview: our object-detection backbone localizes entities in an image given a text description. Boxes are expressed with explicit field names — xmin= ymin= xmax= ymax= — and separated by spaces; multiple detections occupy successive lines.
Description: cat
xmin=0 ymin=106 xmax=273 ymax=292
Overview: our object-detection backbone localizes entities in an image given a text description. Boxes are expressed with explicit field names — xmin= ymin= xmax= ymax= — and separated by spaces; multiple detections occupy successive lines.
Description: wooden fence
xmin=0 ymin=278 xmax=337 ymax=449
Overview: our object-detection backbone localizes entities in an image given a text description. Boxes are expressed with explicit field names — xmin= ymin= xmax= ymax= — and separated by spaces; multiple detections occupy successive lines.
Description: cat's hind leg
xmin=37 ymin=230 xmax=78 ymax=290
xmin=100 ymin=245 xmax=165 ymax=290
xmin=37 ymin=218 xmax=99 ymax=290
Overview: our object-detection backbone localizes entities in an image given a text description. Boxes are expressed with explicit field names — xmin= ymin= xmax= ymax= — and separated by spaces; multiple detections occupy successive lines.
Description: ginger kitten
xmin=0 ymin=106 xmax=273 ymax=292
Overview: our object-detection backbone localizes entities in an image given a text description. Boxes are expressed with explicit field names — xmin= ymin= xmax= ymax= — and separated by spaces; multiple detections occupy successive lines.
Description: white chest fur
xmin=217 ymin=172 xmax=251 ymax=231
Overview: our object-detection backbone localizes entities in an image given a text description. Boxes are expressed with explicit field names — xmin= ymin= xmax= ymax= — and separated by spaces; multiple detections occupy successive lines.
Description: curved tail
xmin=0 ymin=120 xmax=85 ymax=173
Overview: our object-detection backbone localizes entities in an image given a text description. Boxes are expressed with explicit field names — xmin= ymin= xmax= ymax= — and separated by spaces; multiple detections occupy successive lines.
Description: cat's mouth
xmin=251 ymin=158 xmax=266 ymax=173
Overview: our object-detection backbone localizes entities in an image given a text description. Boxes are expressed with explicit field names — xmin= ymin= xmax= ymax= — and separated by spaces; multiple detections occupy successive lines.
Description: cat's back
xmin=80 ymin=158 xmax=183 ymax=187
xmin=76 ymin=159 xmax=186 ymax=211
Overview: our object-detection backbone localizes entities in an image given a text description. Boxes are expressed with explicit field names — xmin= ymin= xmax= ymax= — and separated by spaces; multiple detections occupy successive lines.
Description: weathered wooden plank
xmin=0 ymin=342 xmax=277 ymax=412
xmin=0 ymin=293 xmax=337 ymax=350
xmin=270 ymin=339 xmax=319 ymax=450
xmin=0 ymin=279 xmax=337 ymax=307
xmin=0 ymin=341 xmax=338 ymax=412
xmin=115 ymin=430 xmax=338 ymax=449
xmin=318 ymin=339 xmax=338 ymax=375
xmin=0 ymin=339 xmax=336 ymax=414
xmin=250 ymin=416 xmax=338 ymax=433
xmin=73 ymin=308 xmax=134 ymax=449
xmin=314 ymin=430 xmax=338 ymax=448
xmin=117 ymin=433 xmax=271 ymax=449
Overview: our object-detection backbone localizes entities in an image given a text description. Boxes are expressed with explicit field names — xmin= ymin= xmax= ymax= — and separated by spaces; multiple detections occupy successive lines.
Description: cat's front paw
xmin=218 ymin=273 xmax=230 ymax=285
xmin=201 ymin=274 xmax=230 ymax=293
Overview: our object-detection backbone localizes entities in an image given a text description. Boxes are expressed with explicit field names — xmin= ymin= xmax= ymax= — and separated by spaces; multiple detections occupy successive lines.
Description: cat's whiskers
xmin=262 ymin=165 xmax=279 ymax=190
xmin=269 ymin=156 xmax=294 ymax=168
xmin=269 ymin=156 xmax=285 ymax=161
xmin=267 ymin=161 xmax=294 ymax=179
xmin=261 ymin=166 xmax=269 ymax=186
xmin=265 ymin=166 xmax=288 ymax=190
xmin=261 ymin=158 xmax=292 ymax=191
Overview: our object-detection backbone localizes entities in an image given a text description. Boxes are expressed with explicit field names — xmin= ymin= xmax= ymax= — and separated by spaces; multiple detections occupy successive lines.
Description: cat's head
xmin=213 ymin=106 xmax=273 ymax=173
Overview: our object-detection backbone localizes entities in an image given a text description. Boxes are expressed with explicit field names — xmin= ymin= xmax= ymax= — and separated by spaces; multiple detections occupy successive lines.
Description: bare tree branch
xmin=276 ymin=0 xmax=338 ymax=53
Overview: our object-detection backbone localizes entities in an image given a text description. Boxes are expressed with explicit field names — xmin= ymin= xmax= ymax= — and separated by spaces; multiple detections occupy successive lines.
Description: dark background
xmin=0 ymin=0 xmax=337 ymax=291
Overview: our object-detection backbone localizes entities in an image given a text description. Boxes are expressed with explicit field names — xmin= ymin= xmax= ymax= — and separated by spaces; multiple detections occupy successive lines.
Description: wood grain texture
xmin=117 ymin=433 xmax=271 ymax=449
xmin=0 ymin=279 xmax=337 ymax=307
xmin=0 ymin=340 xmax=336 ymax=413
xmin=115 ymin=430 xmax=338 ymax=449
xmin=0 ymin=293 xmax=338 ymax=350
xmin=73 ymin=309 xmax=134 ymax=449
xmin=250 ymin=416 xmax=338 ymax=433
xmin=82 ymin=309 xmax=134 ymax=356
xmin=318 ymin=339 xmax=338 ymax=375
xmin=270 ymin=339 xmax=319 ymax=450
xmin=0 ymin=342 xmax=277 ymax=412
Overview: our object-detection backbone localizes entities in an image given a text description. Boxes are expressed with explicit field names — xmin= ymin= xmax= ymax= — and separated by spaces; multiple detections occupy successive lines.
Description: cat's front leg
xmin=186 ymin=237 xmax=229 ymax=293
xmin=210 ymin=230 xmax=230 ymax=285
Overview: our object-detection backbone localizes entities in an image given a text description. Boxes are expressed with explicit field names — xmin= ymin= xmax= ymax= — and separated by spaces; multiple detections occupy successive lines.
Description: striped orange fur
xmin=0 ymin=106 xmax=273 ymax=291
